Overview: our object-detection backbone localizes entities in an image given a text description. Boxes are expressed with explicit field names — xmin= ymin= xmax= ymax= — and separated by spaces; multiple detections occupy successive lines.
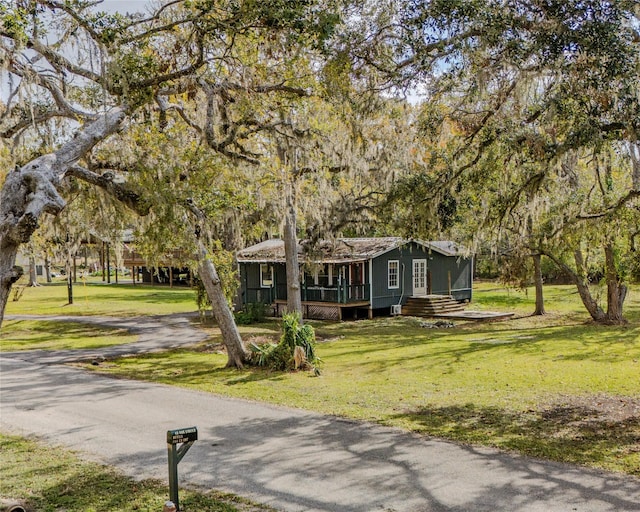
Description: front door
xmin=413 ymin=259 xmax=427 ymax=296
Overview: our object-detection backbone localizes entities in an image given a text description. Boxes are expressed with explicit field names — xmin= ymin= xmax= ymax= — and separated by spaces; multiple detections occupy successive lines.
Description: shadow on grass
xmin=387 ymin=401 xmax=640 ymax=476
xmin=104 ymin=348 xmax=290 ymax=387
xmin=35 ymin=470 xmax=163 ymax=511
xmin=0 ymin=319 xmax=132 ymax=351
xmin=2 ymin=443 xmax=244 ymax=512
xmin=220 ymin=367 xmax=290 ymax=385
xmin=323 ymin=320 xmax=640 ymax=373
xmin=82 ymin=286 xmax=194 ymax=304
xmin=33 ymin=471 xmax=248 ymax=512
xmin=623 ymin=300 xmax=640 ymax=324
xmin=472 ymin=292 xmax=537 ymax=308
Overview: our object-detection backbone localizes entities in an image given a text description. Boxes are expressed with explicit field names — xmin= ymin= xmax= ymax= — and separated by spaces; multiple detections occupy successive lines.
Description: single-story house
xmin=236 ymin=237 xmax=473 ymax=320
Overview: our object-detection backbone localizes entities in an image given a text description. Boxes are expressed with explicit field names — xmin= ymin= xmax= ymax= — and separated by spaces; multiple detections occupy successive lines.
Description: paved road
xmin=1 ymin=314 xmax=208 ymax=364
xmin=1 ymin=315 xmax=639 ymax=512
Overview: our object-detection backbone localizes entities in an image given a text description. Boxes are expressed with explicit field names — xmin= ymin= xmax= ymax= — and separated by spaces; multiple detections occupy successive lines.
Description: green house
xmin=236 ymin=237 xmax=473 ymax=320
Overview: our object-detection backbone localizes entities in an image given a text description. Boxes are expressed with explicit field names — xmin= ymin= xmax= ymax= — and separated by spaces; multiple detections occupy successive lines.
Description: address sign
xmin=167 ymin=426 xmax=198 ymax=445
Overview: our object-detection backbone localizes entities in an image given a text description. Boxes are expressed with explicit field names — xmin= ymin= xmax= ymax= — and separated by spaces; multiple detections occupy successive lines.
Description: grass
xmin=0 ymin=433 xmax=272 ymax=512
xmin=4 ymin=280 xmax=640 ymax=476
xmin=0 ymin=319 xmax=137 ymax=351
xmin=84 ymin=283 xmax=640 ymax=476
xmin=4 ymin=280 xmax=199 ymax=317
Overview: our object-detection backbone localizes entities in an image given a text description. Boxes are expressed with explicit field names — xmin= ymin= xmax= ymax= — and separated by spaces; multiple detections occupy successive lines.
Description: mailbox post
xmin=167 ymin=426 xmax=198 ymax=511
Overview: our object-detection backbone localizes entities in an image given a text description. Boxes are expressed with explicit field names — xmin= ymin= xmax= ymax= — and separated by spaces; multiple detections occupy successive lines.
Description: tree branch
xmin=27 ymin=38 xmax=103 ymax=84
xmin=1 ymin=155 xmax=66 ymax=246
xmin=65 ymin=165 xmax=150 ymax=216
xmin=55 ymin=106 xmax=129 ymax=170
xmin=576 ymin=190 xmax=640 ymax=220
xmin=4 ymin=59 xmax=98 ymax=123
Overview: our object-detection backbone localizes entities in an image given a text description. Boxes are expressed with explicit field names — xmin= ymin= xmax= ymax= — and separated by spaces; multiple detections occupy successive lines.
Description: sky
xmin=97 ymin=0 xmax=151 ymax=14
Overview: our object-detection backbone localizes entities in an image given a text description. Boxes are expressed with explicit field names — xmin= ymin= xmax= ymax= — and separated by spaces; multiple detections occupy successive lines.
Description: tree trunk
xmin=196 ymin=241 xmax=247 ymax=368
xmin=28 ymin=256 xmax=39 ymax=287
xmin=571 ymin=249 xmax=607 ymax=322
xmin=45 ymin=254 xmax=52 ymax=283
xmin=532 ymin=253 xmax=545 ymax=316
xmin=0 ymin=107 xmax=130 ymax=328
xmin=284 ymin=192 xmax=303 ymax=320
xmin=604 ymin=244 xmax=627 ymax=324
xmin=0 ymin=245 xmax=23 ymax=328
xmin=629 ymin=141 xmax=640 ymax=191
xmin=543 ymin=249 xmax=607 ymax=323
xmin=0 ymin=160 xmax=65 ymax=328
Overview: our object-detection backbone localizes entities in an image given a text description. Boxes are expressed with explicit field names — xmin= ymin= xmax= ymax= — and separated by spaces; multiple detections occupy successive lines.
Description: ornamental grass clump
xmin=250 ymin=313 xmax=321 ymax=373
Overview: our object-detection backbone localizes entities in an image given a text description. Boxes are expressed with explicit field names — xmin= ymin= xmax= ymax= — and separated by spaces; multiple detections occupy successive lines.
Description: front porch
xmin=241 ymin=283 xmax=372 ymax=320
xmin=274 ymin=299 xmax=371 ymax=321
xmin=242 ymin=283 xmax=370 ymax=305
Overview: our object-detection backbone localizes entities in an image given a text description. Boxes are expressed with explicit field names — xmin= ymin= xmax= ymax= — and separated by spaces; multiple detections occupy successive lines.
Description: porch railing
xmin=242 ymin=283 xmax=370 ymax=305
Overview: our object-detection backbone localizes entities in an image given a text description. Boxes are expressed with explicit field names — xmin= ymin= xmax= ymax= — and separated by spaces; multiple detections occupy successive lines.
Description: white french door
xmin=413 ymin=259 xmax=427 ymax=296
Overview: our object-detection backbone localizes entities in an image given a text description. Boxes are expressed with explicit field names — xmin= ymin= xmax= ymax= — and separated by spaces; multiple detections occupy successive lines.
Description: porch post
xmin=368 ymin=259 xmax=374 ymax=317
xmin=243 ymin=270 xmax=248 ymax=306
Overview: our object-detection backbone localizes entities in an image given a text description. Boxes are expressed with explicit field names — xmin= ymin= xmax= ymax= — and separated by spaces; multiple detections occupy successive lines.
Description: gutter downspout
xmin=397 ymin=263 xmax=405 ymax=307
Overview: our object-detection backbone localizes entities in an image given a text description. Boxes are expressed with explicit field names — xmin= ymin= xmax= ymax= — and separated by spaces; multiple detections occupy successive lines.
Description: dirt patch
xmin=244 ymin=335 xmax=278 ymax=347
xmin=315 ymin=335 xmax=344 ymax=343
xmin=544 ymin=394 xmax=640 ymax=425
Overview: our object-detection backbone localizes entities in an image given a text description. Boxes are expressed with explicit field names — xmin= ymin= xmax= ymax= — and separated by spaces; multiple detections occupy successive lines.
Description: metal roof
xmin=417 ymin=240 xmax=462 ymax=258
xmin=236 ymin=237 xmax=463 ymax=263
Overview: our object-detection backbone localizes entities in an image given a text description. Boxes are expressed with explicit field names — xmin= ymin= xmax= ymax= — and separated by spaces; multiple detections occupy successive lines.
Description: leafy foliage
xmin=377 ymin=0 xmax=640 ymax=322
xmin=250 ymin=313 xmax=320 ymax=372
xmin=194 ymin=245 xmax=238 ymax=313
xmin=234 ymin=302 xmax=269 ymax=325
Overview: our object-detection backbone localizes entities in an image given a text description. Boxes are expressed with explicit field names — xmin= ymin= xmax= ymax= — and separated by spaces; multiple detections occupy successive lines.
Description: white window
xmin=388 ymin=260 xmax=399 ymax=289
xmin=260 ymin=264 xmax=273 ymax=287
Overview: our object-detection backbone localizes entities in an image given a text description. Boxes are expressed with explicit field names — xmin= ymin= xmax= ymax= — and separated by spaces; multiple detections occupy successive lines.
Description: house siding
xmin=371 ymin=243 xmax=429 ymax=310
xmin=427 ymin=252 xmax=472 ymax=301
xmin=237 ymin=238 xmax=473 ymax=317
xmin=240 ymin=262 xmax=287 ymax=304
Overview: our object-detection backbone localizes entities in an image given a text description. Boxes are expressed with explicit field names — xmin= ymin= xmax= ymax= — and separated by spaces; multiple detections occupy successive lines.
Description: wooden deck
xmin=402 ymin=295 xmax=513 ymax=321
xmin=429 ymin=310 xmax=515 ymax=322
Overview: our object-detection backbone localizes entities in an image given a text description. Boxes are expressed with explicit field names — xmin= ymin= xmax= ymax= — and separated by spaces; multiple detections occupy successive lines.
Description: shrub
xmin=234 ymin=302 xmax=268 ymax=325
xmin=250 ymin=313 xmax=321 ymax=373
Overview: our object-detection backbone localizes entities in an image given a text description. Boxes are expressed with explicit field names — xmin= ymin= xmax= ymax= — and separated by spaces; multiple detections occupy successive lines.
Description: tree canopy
xmin=0 ymin=0 xmax=345 ymax=361
xmin=2 ymin=0 xmax=639 ymax=337
xmin=382 ymin=0 xmax=640 ymax=323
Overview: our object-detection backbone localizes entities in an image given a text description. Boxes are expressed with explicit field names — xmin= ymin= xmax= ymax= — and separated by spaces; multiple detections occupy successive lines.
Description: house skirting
xmin=274 ymin=300 xmax=371 ymax=321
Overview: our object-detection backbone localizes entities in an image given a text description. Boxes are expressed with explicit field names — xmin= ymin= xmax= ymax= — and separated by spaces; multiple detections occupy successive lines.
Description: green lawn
xmin=84 ymin=283 xmax=640 ymax=476
xmin=4 ymin=280 xmax=199 ymax=317
xmin=0 ymin=319 xmax=137 ymax=351
xmin=0 ymin=433 xmax=272 ymax=512
xmin=5 ymin=280 xmax=640 ymax=476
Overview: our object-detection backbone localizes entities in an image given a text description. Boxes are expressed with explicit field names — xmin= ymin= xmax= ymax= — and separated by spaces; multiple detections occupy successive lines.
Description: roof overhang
xmin=237 ymin=237 xmax=467 ymax=264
